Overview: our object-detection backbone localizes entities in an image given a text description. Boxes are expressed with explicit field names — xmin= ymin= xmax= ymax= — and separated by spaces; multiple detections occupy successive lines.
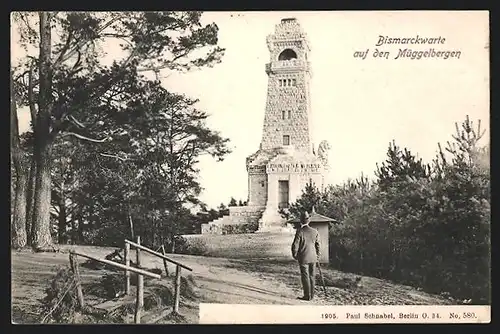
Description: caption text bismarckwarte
xmin=353 ymin=35 xmax=462 ymax=60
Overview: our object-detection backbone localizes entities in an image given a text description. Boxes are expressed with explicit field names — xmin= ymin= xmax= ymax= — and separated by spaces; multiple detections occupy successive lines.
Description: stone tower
xmin=261 ymin=17 xmax=313 ymax=154
xmin=247 ymin=18 xmax=328 ymax=232
xmin=201 ymin=18 xmax=330 ymax=235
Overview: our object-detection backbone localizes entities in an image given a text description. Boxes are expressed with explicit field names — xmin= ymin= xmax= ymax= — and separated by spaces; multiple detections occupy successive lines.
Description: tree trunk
xmin=10 ymin=68 xmax=28 ymax=249
xmin=128 ymin=208 xmax=135 ymax=240
xmin=31 ymin=143 xmax=54 ymax=250
xmin=12 ymin=168 xmax=28 ymax=249
xmin=151 ymin=217 xmax=157 ymax=248
xmin=77 ymin=214 xmax=85 ymax=244
xmin=11 ymin=170 xmax=15 ymax=219
xmin=26 ymin=159 xmax=36 ymax=244
xmin=70 ymin=215 xmax=77 ymax=244
xmin=31 ymin=12 xmax=55 ymax=252
xmin=57 ymin=193 xmax=67 ymax=244
xmin=170 ymin=233 xmax=176 ymax=253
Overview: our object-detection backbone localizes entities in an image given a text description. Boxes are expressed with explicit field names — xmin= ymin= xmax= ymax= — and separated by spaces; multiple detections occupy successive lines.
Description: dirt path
xmin=11 ymin=246 xmax=454 ymax=324
xmin=185 ymin=256 xmax=454 ymax=306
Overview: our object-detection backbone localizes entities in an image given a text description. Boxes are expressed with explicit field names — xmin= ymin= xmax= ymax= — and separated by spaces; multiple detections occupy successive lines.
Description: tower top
xmin=267 ymin=18 xmax=310 ymax=54
xmin=259 ymin=17 xmax=313 ymax=154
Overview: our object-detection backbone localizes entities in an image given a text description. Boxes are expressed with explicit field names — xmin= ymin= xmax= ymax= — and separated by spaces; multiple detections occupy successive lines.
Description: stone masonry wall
xmin=261 ymin=18 xmax=313 ymax=154
xmin=248 ymin=173 xmax=268 ymax=206
xmin=228 ymin=206 xmax=266 ymax=224
xmin=260 ymin=71 xmax=312 ymax=152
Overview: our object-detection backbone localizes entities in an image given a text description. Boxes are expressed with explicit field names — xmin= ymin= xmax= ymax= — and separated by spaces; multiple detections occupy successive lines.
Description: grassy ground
xmin=12 ymin=235 xmax=456 ymax=324
xmin=182 ymin=232 xmax=295 ymax=258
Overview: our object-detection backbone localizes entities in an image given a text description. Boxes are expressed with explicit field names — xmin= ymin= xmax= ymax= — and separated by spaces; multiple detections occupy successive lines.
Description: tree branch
xmin=62 ymin=132 xmax=109 ymax=143
xmin=54 ymin=29 xmax=74 ymax=65
xmin=136 ymin=49 xmax=191 ymax=73
xmin=69 ymin=115 xmax=86 ymax=128
xmin=54 ymin=15 xmax=122 ymax=67
xmin=28 ymin=58 xmax=37 ymax=128
xmin=99 ymin=153 xmax=130 ymax=161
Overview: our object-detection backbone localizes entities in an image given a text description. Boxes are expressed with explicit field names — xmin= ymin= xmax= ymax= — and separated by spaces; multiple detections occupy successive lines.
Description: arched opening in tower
xmin=278 ymin=49 xmax=297 ymax=61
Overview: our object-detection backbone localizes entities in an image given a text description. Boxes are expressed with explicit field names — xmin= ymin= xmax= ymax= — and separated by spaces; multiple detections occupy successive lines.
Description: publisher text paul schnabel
xmin=376 ymin=35 xmax=461 ymax=60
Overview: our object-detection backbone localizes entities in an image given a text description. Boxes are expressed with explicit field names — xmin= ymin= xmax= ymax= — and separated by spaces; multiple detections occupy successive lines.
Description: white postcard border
xmin=199 ymin=304 xmax=490 ymax=324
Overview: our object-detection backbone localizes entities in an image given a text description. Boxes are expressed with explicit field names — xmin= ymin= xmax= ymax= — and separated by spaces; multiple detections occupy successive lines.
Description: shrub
xmin=221 ymin=222 xmax=259 ymax=235
xmin=41 ymin=267 xmax=79 ymax=323
xmin=100 ymin=273 xmax=125 ymax=298
xmin=175 ymin=236 xmax=209 ymax=256
xmin=180 ymin=274 xmax=198 ymax=299
xmin=296 ymin=117 xmax=490 ymax=304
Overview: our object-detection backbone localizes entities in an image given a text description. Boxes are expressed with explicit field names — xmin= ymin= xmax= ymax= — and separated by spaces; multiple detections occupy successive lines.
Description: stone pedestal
xmin=257 ymin=206 xmax=287 ymax=232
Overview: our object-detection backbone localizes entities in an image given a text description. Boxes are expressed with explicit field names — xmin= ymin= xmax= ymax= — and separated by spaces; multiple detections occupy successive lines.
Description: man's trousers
xmin=299 ymin=263 xmax=316 ymax=300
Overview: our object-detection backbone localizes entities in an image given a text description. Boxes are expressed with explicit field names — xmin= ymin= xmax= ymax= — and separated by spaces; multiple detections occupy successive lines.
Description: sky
xmin=12 ymin=11 xmax=490 ymax=208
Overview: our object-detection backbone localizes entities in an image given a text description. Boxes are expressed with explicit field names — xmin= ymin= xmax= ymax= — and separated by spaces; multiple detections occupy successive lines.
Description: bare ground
xmin=11 ymin=244 xmax=455 ymax=324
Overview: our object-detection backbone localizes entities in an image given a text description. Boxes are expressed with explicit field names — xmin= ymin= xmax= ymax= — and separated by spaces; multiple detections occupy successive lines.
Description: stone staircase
xmin=209 ymin=216 xmax=231 ymax=225
xmin=201 ymin=206 xmax=297 ymax=235
xmin=201 ymin=206 xmax=266 ymax=235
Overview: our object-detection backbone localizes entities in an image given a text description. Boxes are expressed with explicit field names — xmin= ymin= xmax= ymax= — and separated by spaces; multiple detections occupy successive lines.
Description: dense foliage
xmin=288 ymin=116 xmax=490 ymax=304
xmin=11 ymin=11 xmax=228 ymax=251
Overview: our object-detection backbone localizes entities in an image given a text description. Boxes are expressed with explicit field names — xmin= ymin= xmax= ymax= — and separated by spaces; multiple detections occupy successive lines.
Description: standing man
xmin=291 ymin=210 xmax=321 ymax=301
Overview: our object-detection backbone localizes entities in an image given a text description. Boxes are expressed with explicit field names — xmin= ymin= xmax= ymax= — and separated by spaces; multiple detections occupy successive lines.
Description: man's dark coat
xmin=291 ymin=225 xmax=321 ymax=264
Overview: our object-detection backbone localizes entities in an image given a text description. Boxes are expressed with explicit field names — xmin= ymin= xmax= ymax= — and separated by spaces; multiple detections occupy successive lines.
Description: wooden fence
xmin=124 ymin=238 xmax=193 ymax=316
xmin=68 ymin=235 xmax=193 ymax=324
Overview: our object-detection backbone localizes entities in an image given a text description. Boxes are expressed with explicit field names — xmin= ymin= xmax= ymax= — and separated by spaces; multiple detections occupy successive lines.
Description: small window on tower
xmin=283 ymin=135 xmax=290 ymax=146
xmin=287 ymin=79 xmax=291 ymax=86
xmin=288 ymin=110 xmax=291 ymax=119
xmin=292 ymin=79 xmax=296 ymax=86
xmin=282 ymin=111 xmax=286 ymax=120
xmin=279 ymin=80 xmax=282 ymax=87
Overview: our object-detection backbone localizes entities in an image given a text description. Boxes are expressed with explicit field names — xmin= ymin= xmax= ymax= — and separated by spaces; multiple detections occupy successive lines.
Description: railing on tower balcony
xmin=265 ymin=60 xmax=310 ymax=74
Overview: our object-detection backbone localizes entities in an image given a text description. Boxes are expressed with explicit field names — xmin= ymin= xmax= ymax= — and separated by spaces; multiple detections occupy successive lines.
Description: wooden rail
xmin=124 ymin=239 xmax=193 ymax=315
xmin=161 ymin=245 xmax=169 ymax=277
xmin=134 ymin=236 xmax=144 ymax=323
xmin=69 ymin=253 xmax=85 ymax=309
xmin=69 ymin=251 xmax=161 ymax=279
xmin=70 ymin=242 xmax=162 ymax=324
xmin=124 ymin=239 xmax=193 ymax=272
xmin=64 ymin=235 xmax=194 ymax=323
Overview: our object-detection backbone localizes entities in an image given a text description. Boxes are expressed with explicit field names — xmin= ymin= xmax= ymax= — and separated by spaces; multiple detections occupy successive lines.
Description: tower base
xmin=256 ymin=207 xmax=295 ymax=233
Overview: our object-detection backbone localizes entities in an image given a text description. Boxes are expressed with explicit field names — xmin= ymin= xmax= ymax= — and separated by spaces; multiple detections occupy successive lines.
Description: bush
xmin=221 ymin=222 xmax=259 ymax=235
xmin=180 ymin=274 xmax=198 ymax=299
xmin=41 ymin=267 xmax=79 ymax=323
xmin=295 ymin=117 xmax=491 ymax=304
xmin=100 ymin=273 xmax=125 ymax=298
xmin=175 ymin=236 xmax=209 ymax=256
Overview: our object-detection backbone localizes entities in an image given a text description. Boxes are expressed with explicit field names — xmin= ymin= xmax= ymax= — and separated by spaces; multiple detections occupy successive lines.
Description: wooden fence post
xmin=161 ymin=245 xmax=169 ymax=277
xmin=134 ymin=236 xmax=144 ymax=324
xmin=173 ymin=265 xmax=182 ymax=314
xmin=125 ymin=242 xmax=130 ymax=295
xmin=69 ymin=253 xmax=85 ymax=309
